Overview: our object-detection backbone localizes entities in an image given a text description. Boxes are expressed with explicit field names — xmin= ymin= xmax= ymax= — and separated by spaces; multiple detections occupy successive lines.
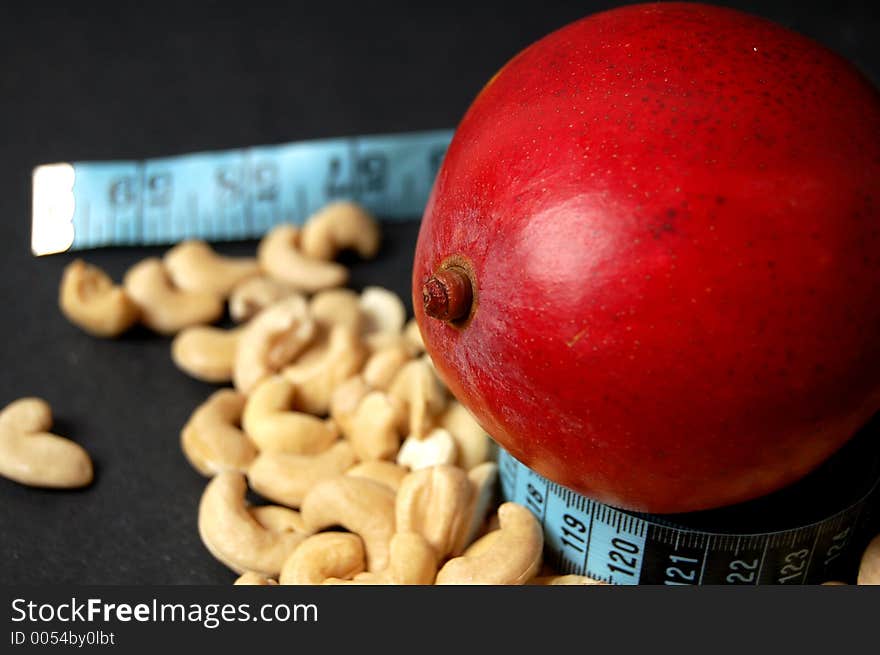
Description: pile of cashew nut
xmin=4 ymin=199 xmax=879 ymax=586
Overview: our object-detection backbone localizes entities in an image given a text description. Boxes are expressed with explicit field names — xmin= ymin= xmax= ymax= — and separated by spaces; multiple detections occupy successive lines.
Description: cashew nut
xmin=299 ymin=201 xmax=381 ymax=261
xmin=181 ymin=389 xmax=256 ymax=476
xmin=59 ymin=259 xmax=140 ymax=338
xmin=397 ymin=428 xmax=457 ymax=471
xmin=362 ymin=344 xmax=412 ymax=391
xmin=435 ymin=502 xmax=543 ymax=585
xmin=229 ymin=276 xmax=299 ymax=323
xmin=242 ymin=376 xmax=338 ymax=454
xmin=258 ymin=224 xmax=348 ymax=292
xmin=309 ymin=288 xmax=364 ymax=332
xmin=462 ymin=529 xmax=501 ymax=557
xmin=404 ymin=318 xmax=425 ymax=354
xmin=250 ymin=505 xmax=313 ymax=535
xmin=388 ymin=358 xmax=447 ymax=438
xmin=164 ymin=240 xmax=260 ymax=296
xmin=172 ymin=325 xmax=242 ymax=383
xmin=360 ymin=286 xmax=406 ymax=338
xmin=282 ymin=324 xmax=367 ymax=416
xmin=858 ymin=533 xmax=880 ymax=585
xmin=197 ymin=471 xmax=306 ymax=575
xmin=452 ymin=462 xmax=499 ymax=555
xmin=299 ymin=476 xmax=396 ymax=571
xmin=279 ymin=532 xmax=366 ymax=585
xmin=123 ymin=258 xmax=224 ymax=334
xmin=345 ymin=460 xmax=408 ymax=492
xmin=338 ymin=533 xmax=437 ymax=585
xmin=0 ymin=398 xmax=93 ymax=488
xmin=233 ymin=295 xmax=316 ymax=394
xmin=441 ymin=401 xmax=492 ymax=470
xmin=395 ymin=465 xmax=473 ymax=559
xmin=329 ymin=376 xmax=371 ymax=432
xmin=234 ymin=571 xmax=278 ymax=586
xmin=343 ymin=391 xmax=402 ymax=461
xmin=248 ymin=441 xmax=357 ymax=508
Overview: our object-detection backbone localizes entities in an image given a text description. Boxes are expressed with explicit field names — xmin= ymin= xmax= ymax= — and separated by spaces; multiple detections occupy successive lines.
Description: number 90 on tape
xmin=498 ymin=444 xmax=878 ymax=585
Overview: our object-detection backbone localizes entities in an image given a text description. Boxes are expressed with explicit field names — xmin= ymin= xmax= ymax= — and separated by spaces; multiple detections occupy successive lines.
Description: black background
xmin=0 ymin=1 xmax=878 ymax=584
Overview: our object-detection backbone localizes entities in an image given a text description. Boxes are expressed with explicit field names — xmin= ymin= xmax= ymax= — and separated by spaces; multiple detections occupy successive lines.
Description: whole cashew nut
xmin=299 ymin=201 xmax=381 ymax=261
xmin=229 ymin=276 xmax=299 ymax=324
xmin=360 ymin=286 xmax=406 ymax=341
xmin=257 ymin=224 xmax=348 ymax=292
xmin=435 ymin=502 xmax=543 ymax=585
xmin=164 ymin=240 xmax=260 ymax=296
xmin=329 ymin=376 xmax=371 ymax=432
xmin=309 ymin=289 xmax=364 ymax=332
xmin=343 ymin=391 xmax=402 ymax=461
xmin=395 ymin=465 xmax=473 ymax=559
xmin=397 ymin=429 xmax=458 ymax=471
xmin=388 ymin=358 xmax=447 ymax=439
xmin=233 ymin=295 xmax=316 ymax=394
xmin=248 ymin=441 xmax=357 ymax=508
xmin=282 ymin=324 xmax=367 ymax=416
xmin=0 ymin=398 xmax=93 ymax=488
xmin=299 ymin=476 xmax=397 ymax=572
xmin=858 ymin=534 xmax=880 ymax=585
xmin=362 ymin=345 xmax=412 ymax=391
xmin=345 ymin=460 xmax=408 ymax=492
xmin=181 ymin=389 xmax=256 ymax=476
xmin=279 ymin=532 xmax=366 ymax=585
xmin=172 ymin=326 xmax=242 ymax=383
xmin=242 ymin=376 xmax=338 ymax=454
xmin=531 ymin=574 xmax=607 ymax=585
xmin=59 ymin=259 xmax=140 ymax=338
xmin=123 ymin=258 xmax=224 ymax=335
xmin=338 ymin=533 xmax=437 ymax=585
xmin=197 ymin=471 xmax=306 ymax=576
xmin=234 ymin=571 xmax=278 ymax=586
xmin=441 ymin=401 xmax=493 ymax=470
xmin=454 ymin=462 xmax=499 ymax=554
xmin=403 ymin=318 xmax=425 ymax=355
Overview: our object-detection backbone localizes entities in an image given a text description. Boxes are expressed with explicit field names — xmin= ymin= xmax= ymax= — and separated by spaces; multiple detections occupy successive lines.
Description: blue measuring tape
xmin=31 ymin=129 xmax=453 ymax=255
xmin=32 ymin=129 xmax=880 ymax=584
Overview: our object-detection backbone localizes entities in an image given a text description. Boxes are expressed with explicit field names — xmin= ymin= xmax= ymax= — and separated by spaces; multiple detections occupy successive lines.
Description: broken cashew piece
xmin=234 ymin=571 xmax=278 ymax=586
xmin=229 ymin=276 xmax=299 ymax=323
xmin=436 ymin=502 xmax=543 ymax=585
xmin=242 ymin=376 xmax=338 ymax=454
xmin=396 ymin=465 xmax=473 ymax=559
xmin=172 ymin=325 xmax=242 ymax=383
xmin=858 ymin=534 xmax=880 ymax=585
xmin=59 ymin=259 xmax=140 ymax=338
xmin=282 ymin=324 xmax=367 ymax=416
xmin=197 ymin=471 xmax=306 ymax=576
xmin=309 ymin=289 xmax=364 ymax=332
xmin=258 ymin=224 xmax=348 ymax=292
xmin=397 ymin=428 xmax=457 ymax=471
xmin=164 ymin=240 xmax=260 ymax=296
xmin=299 ymin=201 xmax=381 ymax=261
xmin=441 ymin=401 xmax=492 ymax=470
xmin=248 ymin=441 xmax=357 ymax=508
xmin=344 ymin=391 xmax=402 ymax=461
xmin=279 ymin=532 xmax=366 ymax=585
xmin=123 ymin=258 xmax=223 ymax=335
xmin=233 ymin=295 xmax=316 ymax=394
xmin=340 ymin=533 xmax=437 ymax=585
xmin=181 ymin=389 xmax=256 ymax=476
xmin=0 ymin=398 xmax=93 ymax=488
xmin=346 ymin=460 xmax=408 ymax=492
xmin=300 ymin=476 xmax=397 ymax=572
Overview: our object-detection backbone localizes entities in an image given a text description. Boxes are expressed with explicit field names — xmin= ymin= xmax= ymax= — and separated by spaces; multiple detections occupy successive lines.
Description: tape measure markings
xmin=499 ymin=448 xmax=878 ymax=584
xmin=31 ymin=129 xmax=454 ymax=255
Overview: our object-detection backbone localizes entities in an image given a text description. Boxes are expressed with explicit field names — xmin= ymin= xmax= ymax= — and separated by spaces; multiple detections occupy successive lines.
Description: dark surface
xmin=0 ymin=2 xmax=878 ymax=584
